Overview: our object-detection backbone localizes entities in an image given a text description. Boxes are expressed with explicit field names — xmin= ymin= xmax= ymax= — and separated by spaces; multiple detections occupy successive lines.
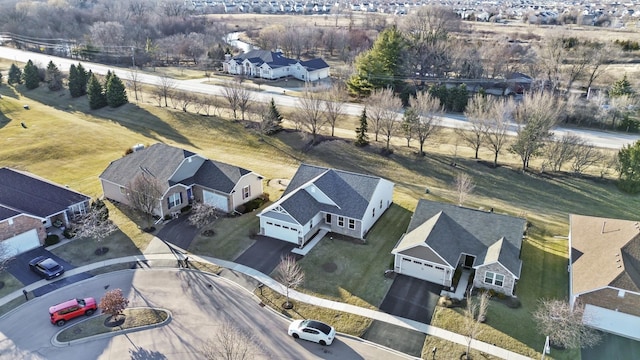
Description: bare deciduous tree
xmin=376 ymin=89 xmax=403 ymax=152
xmin=458 ymin=94 xmax=491 ymax=159
xmin=127 ymin=68 xmax=141 ymax=102
xmin=571 ymin=145 xmax=606 ymax=175
xmin=454 ymin=173 xmax=475 ymax=206
xmin=464 ymin=291 xmax=491 ymax=360
xmin=295 ymin=87 xmax=325 ymax=143
xmin=72 ymin=199 xmax=118 ymax=242
xmin=510 ymin=91 xmax=563 ymax=171
xmin=126 ymin=173 xmax=163 ymax=231
xmin=533 ymin=299 xmax=602 ymax=350
xmin=275 ymin=255 xmax=305 ymax=309
xmin=545 ymin=134 xmax=584 ymax=172
xmin=188 ymin=202 xmax=220 ymax=229
xmin=201 ymin=320 xmax=263 ymax=360
xmin=323 ymin=85 xmax=347 ymax=137
xmin=484 ymin=97 xmax=513 ymax=167
xmin=222 ymin=80 xmax=243 ymax=120
xmin=0 ymin=242 xmax=15 ymax=272
xmin=409 ymin=91 xmax=442 ymax=156
xmin=157 ymin=75 xmax=176 ymax=107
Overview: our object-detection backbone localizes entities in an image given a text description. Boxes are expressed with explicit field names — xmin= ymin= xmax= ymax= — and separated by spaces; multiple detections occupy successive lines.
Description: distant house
xmin=0 ymin=168 xmax=90 ymax=256
xmin=569 ymin=214 xmax=640 ymax=341
xmin=392 ymin=200 xmax=526 ymax=296
xmin=99 ymin=143 xmax=263 ymax=218
xmin=257 ymin=164 xmax=394 ymax=247
xmin=223 ymin=49 xmax=330 ymax=82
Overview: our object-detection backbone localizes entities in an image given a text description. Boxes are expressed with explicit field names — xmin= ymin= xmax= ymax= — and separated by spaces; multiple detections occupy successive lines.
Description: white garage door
xmin=399 ymin=257 xmax=446 ymax=284
xmin=203 ymin=190 xmax=229 ymax=212
xmin=263 ymin=221 xmax=299 ymax=244
xmin=2 ymin=229 xmax=40 ymax=258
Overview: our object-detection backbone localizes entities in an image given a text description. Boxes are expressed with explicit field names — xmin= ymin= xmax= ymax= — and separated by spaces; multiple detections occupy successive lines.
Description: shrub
xmin=63 ymin=228 xmax=75 ymax=239
xmin=180 ymin=205 xmax=192 ymax=213
xmin=164 ymin=214 xmax=172 ymax=221
xmin=45 ymin=234 xmax=60 ymax=246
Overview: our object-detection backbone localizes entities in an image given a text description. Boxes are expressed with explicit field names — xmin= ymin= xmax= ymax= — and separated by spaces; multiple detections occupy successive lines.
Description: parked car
xmin=288 ymin=319 xmax=336 ymax=346
xmin=49 ymin=297 xmax=97 ymax=326
xmin=28 ymin=256 xmax=64 ymax=280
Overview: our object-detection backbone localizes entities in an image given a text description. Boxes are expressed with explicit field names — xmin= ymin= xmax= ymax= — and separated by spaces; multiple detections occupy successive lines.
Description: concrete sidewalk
xmin=1 ymin=249 xmax=533 ymax=360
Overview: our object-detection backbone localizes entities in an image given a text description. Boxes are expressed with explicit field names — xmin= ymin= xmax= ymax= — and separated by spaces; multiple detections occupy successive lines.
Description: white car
xmin=288 ymin=319 xmax=336 ymax=346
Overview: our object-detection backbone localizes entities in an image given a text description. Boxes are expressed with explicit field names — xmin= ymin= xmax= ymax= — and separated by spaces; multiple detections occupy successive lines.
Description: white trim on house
xmin=478 ymin=260 xmax=519 ymax=279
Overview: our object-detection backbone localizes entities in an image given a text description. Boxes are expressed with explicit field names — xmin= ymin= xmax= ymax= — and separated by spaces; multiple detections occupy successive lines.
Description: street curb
xmin=50 ymin=306 xmax=172 ymax=347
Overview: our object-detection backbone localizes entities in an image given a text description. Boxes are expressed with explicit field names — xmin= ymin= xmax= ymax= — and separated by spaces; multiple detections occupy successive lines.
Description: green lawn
xmin=288 ymin=204 xmax=411 ymax=309
xmin=1 ymin=73 xmax=638 ymax=359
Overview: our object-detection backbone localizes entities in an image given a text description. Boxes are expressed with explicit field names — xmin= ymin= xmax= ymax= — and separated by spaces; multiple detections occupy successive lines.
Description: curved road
xmin=0 ymin=269 xmax=412 ymax=360
xmin=1 ymin=46 xmax=638 ymax=149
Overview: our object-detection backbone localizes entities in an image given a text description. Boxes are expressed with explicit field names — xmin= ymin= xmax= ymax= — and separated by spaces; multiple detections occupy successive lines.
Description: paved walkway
xmin=1 ymin=240 xmax=533 ymax=360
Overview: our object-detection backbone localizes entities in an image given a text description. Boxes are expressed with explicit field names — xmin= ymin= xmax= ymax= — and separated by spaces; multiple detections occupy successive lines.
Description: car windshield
xmin=306 ymin=320 xmax=332 ymax=335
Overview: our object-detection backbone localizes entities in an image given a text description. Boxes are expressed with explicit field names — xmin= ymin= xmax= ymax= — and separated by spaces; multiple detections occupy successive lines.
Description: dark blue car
xmin=29 ymin=256 xmax=65 ymax=280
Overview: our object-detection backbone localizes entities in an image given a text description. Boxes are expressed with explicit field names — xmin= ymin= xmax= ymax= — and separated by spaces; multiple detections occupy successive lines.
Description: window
xmin=242 ymin=185 xmax=251 ymax=199
xmin=484 ymin=271 xmax=505 ymax=287
xmin=380 ymin=200 xmax=383 ymax=209
xmin=119 ymin=186 xmax=126 ymax=194
xmin=348 ymin=219 xmax=355 ymax=229
xmin=168 ymin=192 xmax=182 ymax=209
xmin=337 ymin=216 xmax=344 ymax=227
xmin=372 ymin=208 xmax=375 ymax=217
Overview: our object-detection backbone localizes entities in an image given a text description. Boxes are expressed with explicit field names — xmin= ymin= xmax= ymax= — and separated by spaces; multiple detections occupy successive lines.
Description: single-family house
xmin=392 ymin=200 xmax=526 ymax=296
xmin=99 ymin=143 xmax=263 ymax=218
xmin=0 ymin=167 xmax=91 ymax=256
xmin=257 ymin=164 xmax=394 ymax=247
xmin=223 ymin=49 xmax=330 ymax=82
xmin=569 ymin=214 xmax=640 ymax=341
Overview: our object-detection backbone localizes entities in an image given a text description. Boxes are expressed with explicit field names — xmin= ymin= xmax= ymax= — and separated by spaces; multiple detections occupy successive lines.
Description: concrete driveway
xmin=155 ymin=214 xmax=200 ymax=250
xmin=379 ymin=275 xmax=443 ymax=324
xmin=581 ymin=333 xmax=640 ymax=360
xmin=0 ymin=269 xmax=415 ymax=360
xmin=233 ymin=236 xmax=297 ymax=275
xmin=5 ymin=247 xmax=92 ymax=297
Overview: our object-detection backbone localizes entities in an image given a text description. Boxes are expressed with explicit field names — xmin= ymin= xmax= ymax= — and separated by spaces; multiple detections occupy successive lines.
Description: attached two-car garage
xmin=262 ymin=221 xmax=300 ymax=244
xmin=396 ymin=256 xmax=449 ymax=285
xmin=1 ymin=229 xmax=41 ymax=257
xmin=202 ymin=190 xmax=230 ymax=213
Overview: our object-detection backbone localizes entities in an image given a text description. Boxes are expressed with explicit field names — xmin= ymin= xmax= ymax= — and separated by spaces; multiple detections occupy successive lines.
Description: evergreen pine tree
xmin=265 ymin=98 xmax=283 ymax=134
xmin=78 ymin=64 xmax=89 ymax=96
xmin=8 ymin=64 xmax=22 ymax=85
xmin=106 ymin=73 xmax=128 ymax=107
xmin=68 ymin=64 xmax=81 ymax=97
xmin=355 ymin=108 xmax=369 ymax=147
xmin=104 ymin=70 xmax=114 ymax=87
xmin=22 ymin=60 xmax=40 ymax=90
xmin=45 ymin=61 xmax=63 ymax=91
xmin=610 ymin=74 xmax=635 ymax=97
xmin=87 ymin=74 xmax=107 ymax=110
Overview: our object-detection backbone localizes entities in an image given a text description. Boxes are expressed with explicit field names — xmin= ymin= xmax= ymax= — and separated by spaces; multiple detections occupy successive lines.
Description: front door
xmin=187 ymin=188 xmax=193 ymax=204
xmin=463 ymin=254 xmax=475 ymax=269
xmin=325 ymin=214 xmax=331 ymax=224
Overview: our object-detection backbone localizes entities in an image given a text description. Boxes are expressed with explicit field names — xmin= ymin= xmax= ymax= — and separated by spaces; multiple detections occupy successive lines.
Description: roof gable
xmin=0 ymin=168 xmax=90 ymax=218
xmin=176 ymin=159 xmax=252 ymax=194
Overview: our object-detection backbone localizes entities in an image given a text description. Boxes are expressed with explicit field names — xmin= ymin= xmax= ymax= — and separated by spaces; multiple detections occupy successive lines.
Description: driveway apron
xmin=155 ymin=214 xmax=199 ymax=250
xmin=233 ymin=236 xmax=296 ymax=275
xmin=379 ymin=275 xmax=442 ymax=324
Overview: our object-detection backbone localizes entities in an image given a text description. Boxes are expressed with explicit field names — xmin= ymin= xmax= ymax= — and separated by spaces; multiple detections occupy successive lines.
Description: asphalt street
xmin=0 ymin=46 xmax=638 ymax=150
xmin=0 ymin=269 xmax=416 ymax=360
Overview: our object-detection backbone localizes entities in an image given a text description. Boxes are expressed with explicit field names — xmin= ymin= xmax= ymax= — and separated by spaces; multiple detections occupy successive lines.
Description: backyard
xmin=1 ymin=62 xmax=639 ymax=359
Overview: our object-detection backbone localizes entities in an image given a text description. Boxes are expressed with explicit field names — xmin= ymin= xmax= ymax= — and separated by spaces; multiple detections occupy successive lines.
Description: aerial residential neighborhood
xmin=1 ymin=0 xmax=640 ymax=359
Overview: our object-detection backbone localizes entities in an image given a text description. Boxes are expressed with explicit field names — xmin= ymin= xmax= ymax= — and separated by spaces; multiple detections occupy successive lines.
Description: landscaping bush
xmin=63 ymin=228 xmax=75 ymax=239
xmin=241 ymin=196 xmax=267 ymax=213
xmin=180 ymin=205 xmax=192 ymax=213
xmin=45 ymin=234 xmax=60 ymax=246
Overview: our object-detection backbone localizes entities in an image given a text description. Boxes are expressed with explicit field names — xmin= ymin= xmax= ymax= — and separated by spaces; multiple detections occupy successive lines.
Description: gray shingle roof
xmin=299 ymin=58 xmax=329 ymax=71
xmin=277 ymin=164 xmax=381 ymax=223
xmin=0 ymin=167 xmax=90 ymax=219
xmin=175 ymin=160 xmax=252 ymax=194
xmin=395 ymin=199 xmax=525 ymax=277
xmin=234 ymin=50 xmax=297 ymax=68
xmin=99 ymin=143 xmax=195 ymax=193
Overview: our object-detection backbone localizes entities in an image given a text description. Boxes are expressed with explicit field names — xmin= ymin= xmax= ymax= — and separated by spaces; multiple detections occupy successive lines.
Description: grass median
xmin=56 ymin=308 xmax=170 ymax=343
